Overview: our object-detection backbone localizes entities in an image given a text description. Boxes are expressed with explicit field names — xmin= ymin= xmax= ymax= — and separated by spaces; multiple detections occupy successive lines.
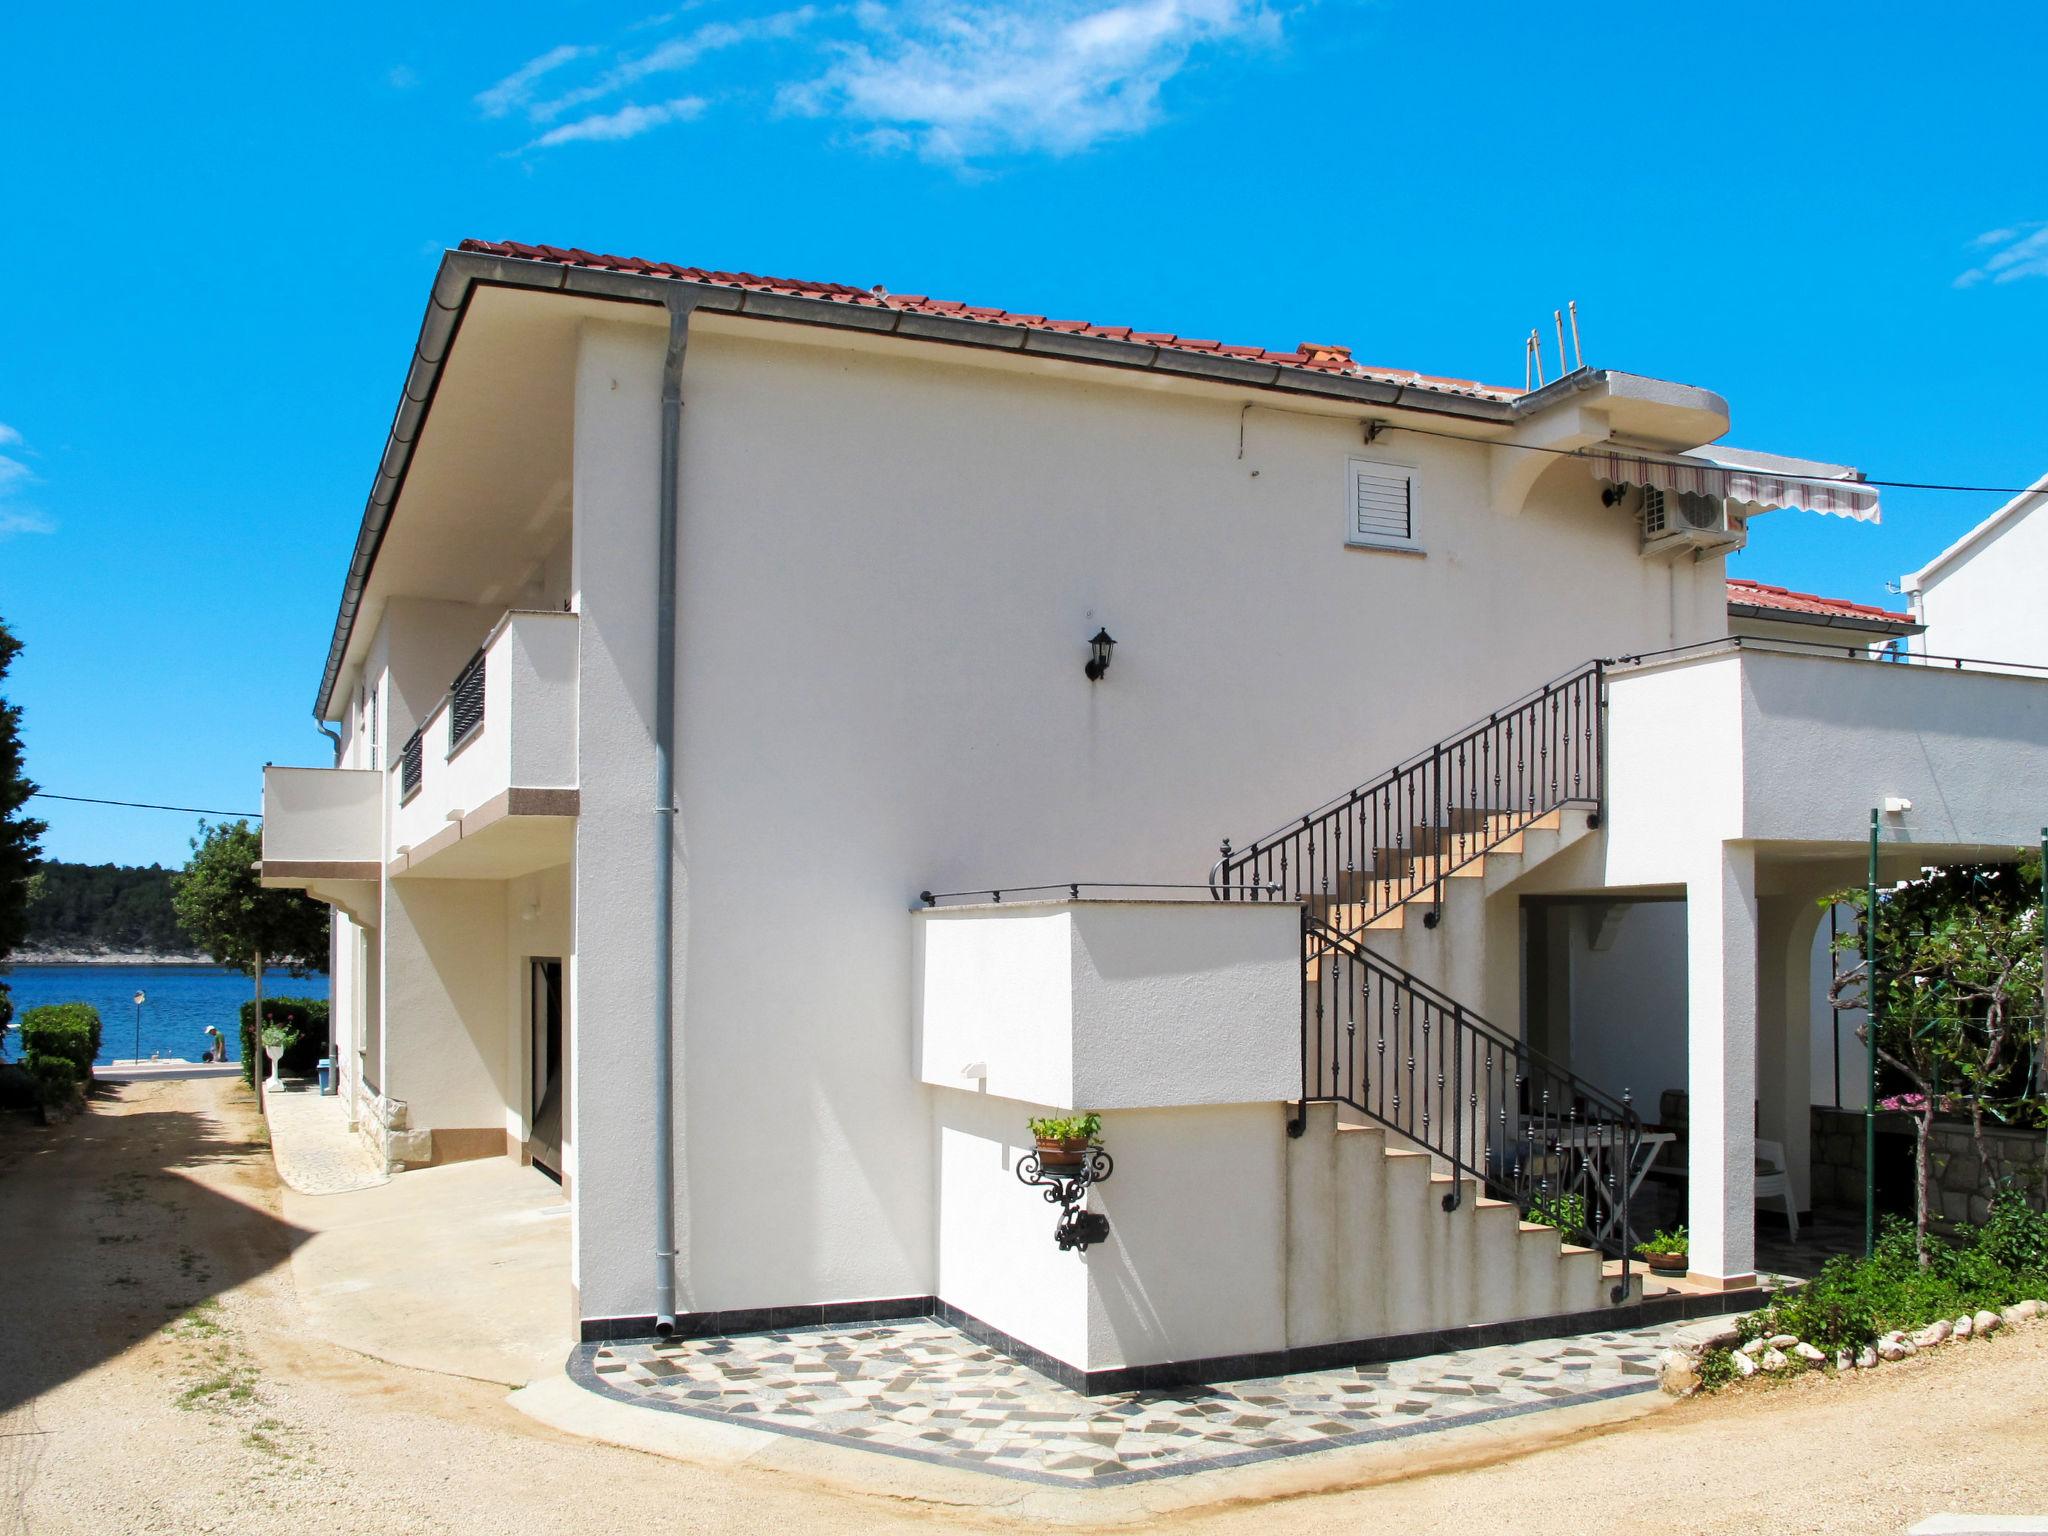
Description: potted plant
xmin=1635 ymin=1225 xmax=1689 ymax=1274
xmin=261 ymin=1023 xmax=298 ymax=1094
xmin=1027 ymin=1112 xmax=1102 ymax=1169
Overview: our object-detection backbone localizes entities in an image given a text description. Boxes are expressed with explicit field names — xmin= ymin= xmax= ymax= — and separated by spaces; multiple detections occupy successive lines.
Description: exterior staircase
xmin=1214 ymin=660 xmax=1645 ymax=1321
xmin=1285 ymin=1103 xmax=1623 ymax=1347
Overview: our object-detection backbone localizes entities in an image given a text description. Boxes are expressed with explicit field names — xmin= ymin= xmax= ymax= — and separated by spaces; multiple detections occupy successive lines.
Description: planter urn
xmin=1036 ymin=1136 xmax=1094 ymax=1170
xmin=264 ymin=1043 xmax=285 ymax=1093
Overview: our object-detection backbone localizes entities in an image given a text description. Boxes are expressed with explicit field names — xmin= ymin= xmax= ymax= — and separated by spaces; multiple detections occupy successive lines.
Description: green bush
xmin=1735 ymin=1193 xmax=2048 ymax=1355
xmin=1026 ymin=1112 xmax=1102 ymax=1144
xmin=18 ymin=1002 xmax=101 ymax=1080
xmin=29 ymin=1055 xmax=80 ymax=1110
xmin=1696 ymin=1348 xmax=1739 ymax=1390
xmin=0 ymin=1060 xmax=35 ymax=1112
xmin=1525 ymin=1190 xmax=1590 ymax=1244
xmin=237 ymin=998 xmax=328 ymax=1087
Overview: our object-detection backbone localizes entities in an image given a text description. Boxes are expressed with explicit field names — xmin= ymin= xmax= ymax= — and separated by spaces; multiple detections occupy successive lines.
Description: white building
xmin=260 ymin=241 xmax=2048 ymax=1391
xmin=1903 ymin=471 xmax=2048 ymax=665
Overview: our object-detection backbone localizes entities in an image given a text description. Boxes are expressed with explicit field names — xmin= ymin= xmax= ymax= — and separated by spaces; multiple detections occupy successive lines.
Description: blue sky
xmin=3 ymin=1 xmax=2045 ymax=866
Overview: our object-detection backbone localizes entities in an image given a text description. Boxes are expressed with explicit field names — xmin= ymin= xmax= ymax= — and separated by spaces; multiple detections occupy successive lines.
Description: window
xmin=1346 ymin=458 xmax=1421 ymax=552
xmin=367 ymin=684 xmax=379 ymax=768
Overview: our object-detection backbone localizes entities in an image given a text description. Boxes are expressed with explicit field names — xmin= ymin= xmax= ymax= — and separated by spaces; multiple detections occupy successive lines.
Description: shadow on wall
xmin=0 ymin=1081 xmax=309 ymax=1415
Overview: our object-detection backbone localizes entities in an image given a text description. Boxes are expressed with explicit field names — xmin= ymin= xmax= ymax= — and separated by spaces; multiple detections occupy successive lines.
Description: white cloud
xmin=476 ymin=44 xmax=597 ymax=118
xmin=526 ymin=97 xmax=709 ymax=149
xmin=387 ymin=64 xmax=421 ymax=90
xmin=786 ymin=0 xmax=1280 ymax=160
xmin=0 ymin=435 xmax=48 ymax=538
xmin=528 ymin=9 xmax=816 ymax=124
xmin=477 ymin=2 xmax=1277 ymax=160
xmin=1955 ymin=222 xmax=2048 ymax=288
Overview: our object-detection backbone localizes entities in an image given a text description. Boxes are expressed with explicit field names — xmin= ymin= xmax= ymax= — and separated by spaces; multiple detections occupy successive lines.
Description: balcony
xmin=913 ymin=897 xmax=1303 ymax=1109
xmin=260 ymin=766 xmax=381 ymax=921
xmin=1604 ymin=638 xmax=2048 ymax=878
xmin=389 ymin=609 xmax=580 ymax=878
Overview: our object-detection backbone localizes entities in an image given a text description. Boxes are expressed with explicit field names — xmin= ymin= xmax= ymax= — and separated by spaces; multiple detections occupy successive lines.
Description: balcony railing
xmin=387 ymin=609 xmax=578 ymax=865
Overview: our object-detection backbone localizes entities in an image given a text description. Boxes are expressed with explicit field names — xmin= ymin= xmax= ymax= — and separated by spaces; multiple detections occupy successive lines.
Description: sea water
xmin=2 ymin=964 xmax=331 ymax=1065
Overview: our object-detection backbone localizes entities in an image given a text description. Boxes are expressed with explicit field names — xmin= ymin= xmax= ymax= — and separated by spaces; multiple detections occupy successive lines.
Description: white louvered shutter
xmin=1348 ymin=460 xmax=1417 ymax=547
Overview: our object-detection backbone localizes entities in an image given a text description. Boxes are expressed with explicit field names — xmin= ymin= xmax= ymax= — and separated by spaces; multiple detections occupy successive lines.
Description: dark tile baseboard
xmin=579 ymin=1283 xmax=1775 ymax=1395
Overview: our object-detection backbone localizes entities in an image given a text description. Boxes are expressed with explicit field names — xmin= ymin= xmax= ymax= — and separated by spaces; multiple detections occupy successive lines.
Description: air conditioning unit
xmin=1638 ymin=485 xmax=1746 ymax=558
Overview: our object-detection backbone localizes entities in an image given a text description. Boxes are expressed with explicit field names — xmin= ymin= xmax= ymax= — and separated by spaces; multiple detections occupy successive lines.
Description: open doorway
xmin=528 ymin=958 xmax=566 ymax=1181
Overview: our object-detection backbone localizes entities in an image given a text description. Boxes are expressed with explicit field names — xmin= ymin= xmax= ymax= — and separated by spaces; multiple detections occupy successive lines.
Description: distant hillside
xmin=20 ymin=861 xmax=195 ymax=958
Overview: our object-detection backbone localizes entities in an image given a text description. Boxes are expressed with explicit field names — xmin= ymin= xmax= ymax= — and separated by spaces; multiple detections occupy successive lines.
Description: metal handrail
xmin=1303 ymin=915 xmax=1638 ymax=1294
xmin=1613 ymin=634 xmax=2048 ymax=677
xmin=1212 ymin=660 xmax=1605 ymax=932
xmin=919 ymin=880 xmax=1284 ymax=907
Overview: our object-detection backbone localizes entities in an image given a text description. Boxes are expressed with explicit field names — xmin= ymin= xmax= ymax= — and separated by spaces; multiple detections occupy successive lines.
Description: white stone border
xmin=1658 ymin=1300 xmax=2047 ymax=1395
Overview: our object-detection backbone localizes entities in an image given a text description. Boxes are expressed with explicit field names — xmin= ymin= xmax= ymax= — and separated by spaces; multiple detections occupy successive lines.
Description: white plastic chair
xmin=1756 ymin=1138 xmax=1798 ymax=1242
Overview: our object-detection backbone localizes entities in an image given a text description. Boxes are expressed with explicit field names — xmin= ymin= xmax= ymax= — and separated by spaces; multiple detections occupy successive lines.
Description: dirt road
xmin=2 ymin=1078 xmax=2040 ymax=1534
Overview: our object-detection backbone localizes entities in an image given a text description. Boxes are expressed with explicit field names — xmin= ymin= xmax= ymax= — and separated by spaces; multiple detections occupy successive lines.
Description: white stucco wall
xmin=262 ymin=767 xmax=380 ymax=863
xmin=566 ymin=322 xmax=667 ymax=1317
xmin=381 ymin=877 xmax=510 ymax=1136
xmin=561 ymin=312 xmax=1733 ymax=1325
xmin=915 ymin=900 xmax=1301 ymax=1110
xmin=1738 ymin=650 xmax=2048 ymax=848
xmin=1910 ymin=491 xmax=2048 ymax=666
xmin=933 ymin=1090 xmax=1288 ymax=1372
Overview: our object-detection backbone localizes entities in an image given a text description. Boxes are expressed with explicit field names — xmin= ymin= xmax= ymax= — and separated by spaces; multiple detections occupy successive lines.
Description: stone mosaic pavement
xmin=264 ymin=1081 xmax=388 ymax=1195
xmin=573 ymin=1316 xmax=1688 ymax=1486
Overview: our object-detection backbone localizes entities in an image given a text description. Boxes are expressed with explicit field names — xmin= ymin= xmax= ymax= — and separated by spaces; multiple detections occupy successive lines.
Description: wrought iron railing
xmin=448 ymin=648 xmax=486 ymax=752
xmin=398 ymin=728 xmax=424 ymax=803
xmin=1211 ymin=661 xmax=1604 ymax=932
xmin=1304 ymin=916 xmax=1638 ymax=1291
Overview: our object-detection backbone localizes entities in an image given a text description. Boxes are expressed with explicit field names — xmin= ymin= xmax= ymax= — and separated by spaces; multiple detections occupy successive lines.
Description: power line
xmin=29 ymin=791 xmax=262 ymax=819
xmin=1378 ymin=420 xmax=2044 ymax=494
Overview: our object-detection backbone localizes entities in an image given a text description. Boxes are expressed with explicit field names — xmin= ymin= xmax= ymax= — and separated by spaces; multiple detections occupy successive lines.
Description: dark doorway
xmin=528 ymin=958 xmax=565 ymax=1180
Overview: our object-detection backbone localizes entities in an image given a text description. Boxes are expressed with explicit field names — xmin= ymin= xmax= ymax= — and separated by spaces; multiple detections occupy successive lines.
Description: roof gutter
xmin=1727 ymin=602 xmax=1922 ymax=638
xmin=315 ymin=249 xmax=1572 ymax=719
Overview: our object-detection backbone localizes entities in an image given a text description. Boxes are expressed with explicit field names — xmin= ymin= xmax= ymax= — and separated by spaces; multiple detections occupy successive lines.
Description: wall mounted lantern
xmin=1084 ymin=627 xmax=1116 ymax=682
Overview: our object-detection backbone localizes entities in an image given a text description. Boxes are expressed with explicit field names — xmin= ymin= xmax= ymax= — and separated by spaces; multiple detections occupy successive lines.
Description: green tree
xmin=171 ymin=820 xmax=328 ymax=1049
xmin=0 ymin=618 xmax=48 ymax=1034
xmin=1827 ymin=862 xmax=2045 ymax=1265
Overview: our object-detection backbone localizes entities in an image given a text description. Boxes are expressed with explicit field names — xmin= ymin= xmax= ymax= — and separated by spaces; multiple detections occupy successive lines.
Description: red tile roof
xmin=458 ymin=239 xmax=1523 ymax=401
xmin=1725 ymin=578 xmax=1915 ymax=626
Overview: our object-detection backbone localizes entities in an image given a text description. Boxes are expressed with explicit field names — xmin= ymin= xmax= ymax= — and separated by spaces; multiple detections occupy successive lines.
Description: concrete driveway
xmin=282 ymin=1154 xmax=572 ymax=1387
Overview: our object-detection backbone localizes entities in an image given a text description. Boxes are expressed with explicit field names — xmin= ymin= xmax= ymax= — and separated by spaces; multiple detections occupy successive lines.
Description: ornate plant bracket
xmin=1016 ymin=1146 xmax=1114 ymax=1252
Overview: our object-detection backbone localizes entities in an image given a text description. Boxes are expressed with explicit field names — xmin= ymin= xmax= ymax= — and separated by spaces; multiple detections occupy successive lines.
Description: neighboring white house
xmin=259 ymin=241 xmax=2048 ymax=1390
xmin=1903 ymin=470 xmax=2048 ymax=665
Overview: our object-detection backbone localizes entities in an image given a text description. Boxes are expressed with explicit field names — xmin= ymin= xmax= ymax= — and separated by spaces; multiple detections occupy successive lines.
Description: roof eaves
xmin=1902 ymin=470 xmax=2048 ymax=593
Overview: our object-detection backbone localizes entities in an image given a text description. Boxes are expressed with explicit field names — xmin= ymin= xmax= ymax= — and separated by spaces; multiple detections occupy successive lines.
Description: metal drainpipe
xmin=652 ymin=294 xmax=693 ymax=1335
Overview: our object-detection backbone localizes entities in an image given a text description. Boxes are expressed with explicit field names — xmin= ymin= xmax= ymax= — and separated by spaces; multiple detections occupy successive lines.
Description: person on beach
xmin=202 ymin=1025 xmax=225 ymax=1063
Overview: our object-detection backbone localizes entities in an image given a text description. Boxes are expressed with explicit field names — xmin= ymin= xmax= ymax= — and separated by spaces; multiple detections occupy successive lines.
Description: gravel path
xmin=2 ymin=1078 xmax=2044 ymax=1534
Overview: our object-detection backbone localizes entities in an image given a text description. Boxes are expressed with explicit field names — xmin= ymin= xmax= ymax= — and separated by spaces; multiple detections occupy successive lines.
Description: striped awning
xmin=1589 ymin=450 xmax=1881 ymax=523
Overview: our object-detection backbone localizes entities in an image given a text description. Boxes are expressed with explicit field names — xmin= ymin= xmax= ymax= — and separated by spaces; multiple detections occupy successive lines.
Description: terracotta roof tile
xmin=1726 ymin=579 xmax=1915 ymax=626
xmin=457 ymin=238 xmax=1524 ymax=400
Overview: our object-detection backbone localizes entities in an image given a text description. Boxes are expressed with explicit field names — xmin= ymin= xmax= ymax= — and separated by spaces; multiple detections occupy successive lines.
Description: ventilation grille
xmin=1351 ymin=464 xmax=1414 ymax=543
